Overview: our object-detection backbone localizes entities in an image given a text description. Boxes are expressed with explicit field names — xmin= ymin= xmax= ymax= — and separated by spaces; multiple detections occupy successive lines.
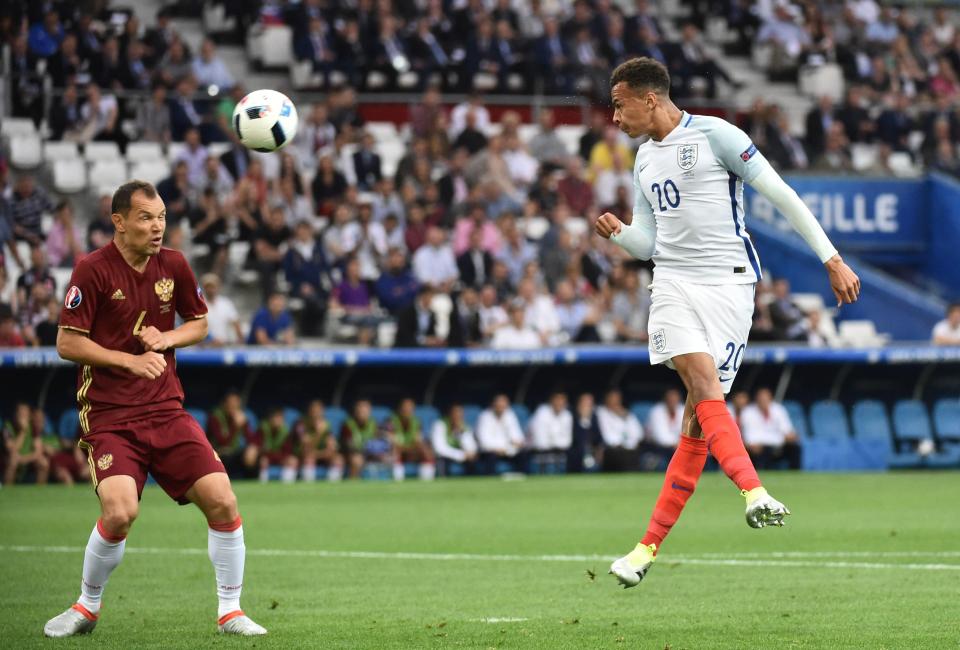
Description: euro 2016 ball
xmin=232 ymin=89 xmax=299 ymax=152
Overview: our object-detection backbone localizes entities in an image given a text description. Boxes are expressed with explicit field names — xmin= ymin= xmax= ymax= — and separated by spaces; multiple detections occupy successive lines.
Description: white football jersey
xmin=633 ymin=111 xmax=770 ymax=284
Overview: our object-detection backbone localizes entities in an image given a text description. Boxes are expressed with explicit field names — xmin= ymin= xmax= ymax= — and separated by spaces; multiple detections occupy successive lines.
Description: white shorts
xmin=647 ymin=279 xmax=755 ymax=395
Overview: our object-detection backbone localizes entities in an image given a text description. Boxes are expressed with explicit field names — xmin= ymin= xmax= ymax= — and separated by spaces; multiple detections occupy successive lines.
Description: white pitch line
xmin=473 ymin=618 xmax=529 ymax=623
xmin=2 ymin=545 xmax=959 ymax=572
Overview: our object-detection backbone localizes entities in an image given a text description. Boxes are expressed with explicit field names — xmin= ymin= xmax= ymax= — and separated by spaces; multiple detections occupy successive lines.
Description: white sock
xmin=301 ymin=464 xmax=316 ymax=482
xmin=280 ymin=466 xmax=297 ymax=484
xmin=77 ymin=520 xmax=126 ymax=614
xmin=418 ymin=463 xmax=436 ymax=481
xmin=208 ymin=521 xmax=245 ymax=619
xmin=392 ymin=463 xmax=405 ymax=481
xmin=258 ymin=467 xmax=269 ymax=483
xmin=327 ymin=465 xmax=343 ymax=482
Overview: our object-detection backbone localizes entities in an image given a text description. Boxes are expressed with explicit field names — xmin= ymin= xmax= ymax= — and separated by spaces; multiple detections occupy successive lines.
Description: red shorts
xmin=79 ymin=409 xmax=226 ymax=505
xmin=50 ymin=450 xmax=80 ymax=478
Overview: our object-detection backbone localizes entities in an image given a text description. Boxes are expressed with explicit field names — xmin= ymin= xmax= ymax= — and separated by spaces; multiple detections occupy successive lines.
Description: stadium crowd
xmin=2 ymin=386 xmax=802 ymax=485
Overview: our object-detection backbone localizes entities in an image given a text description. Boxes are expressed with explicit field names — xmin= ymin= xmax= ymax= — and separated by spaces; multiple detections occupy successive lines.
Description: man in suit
xmin=534 ymin=16 xmax=573 ymax=94
xmin=352 ymin=132 xmax=382 ymax=191
xmin=394 ymin=286 xmax=464 ymax=348
xmin=457 ymin=228 xmax=494 ymax=289
xmin=295 ymin=17 xmax=338 ymax=86
xmin=804 ymin=95 xmax=835 ymax=160
xmin=409 ymin=17 xmax=451 ymax=90
xmin=220 ymin=144 xmax=251 ymax=183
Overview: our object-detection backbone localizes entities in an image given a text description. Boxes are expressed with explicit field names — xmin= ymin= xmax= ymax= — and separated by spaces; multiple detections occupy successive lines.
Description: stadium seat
xmin=849 ymin=400 xmax=893 ymax=470
xmin=325 ymin=406 xmax=347 ymax=439
xmin=83 ymin=141 xmax=121 ymax=163
xmin=629 ymin=401 xmax=655 ymax=427
xmin=371 ymin=405 xmax=392 ymax=425
xmin=59 ymin=409 xmax=80 ymax=440
xmin=932 ymin=399 xmax=960 ymax=443
xmin=130 ymin=161 xmax=170 ymax=185
xmin=555 ymin=125 xmax=585 ymax=155
xmin=888 ymin=152 xmax=920 ymax=178
xmin=804 ymin=401 xmax=856 ymax=471
xmin=798 ymin=63 xmax=844 ymax=101
xmin=125 ymin=142 xmax=164 ymax=163
xmin=283 ymin=407 xmax=301 ymax=431
xmin=892 ymin=400 xmax=933 ymax=445
xmin=365 ymin=121 xmax=397 ymax=142
xmin=517 ymin=123 xmax=538 ymax=144
xmin=512 ymin=404 xmax=530 ymax=430
xmin=52 ymin=158 xmax=87 ymax=193
xmin=0 ymin=117 xmax=37 ymax=139
xmin=89 ymin=160 xmax=128 ymax=193
xmin=186 ymin=408 xmax=208 ymax=431
xmin=782 ymin=400 xmax=809 ymax=440
xmin=10 ymin=134 xmax=43 ymax=168
xmin=208 ymin=142 xmax=232 ymax=159
xmin=244 ymin=408 xmax=259 ymax=432
xmin=260 ymin=25 xmax=293 ymax=67
xmin=850 ymin=144 xmax=878 ymax=172
xmin=43 ymin=141 xmax=80 ymax=163
xmin=837 ymin=320 xmax=888 ymax=347
xmin=462 ymin=405 xmax=483 ymax=428
xmin=166 ymin=142 xmax=186 ymax=163
xmin=415 ymin=405 xmax=440 ymax=436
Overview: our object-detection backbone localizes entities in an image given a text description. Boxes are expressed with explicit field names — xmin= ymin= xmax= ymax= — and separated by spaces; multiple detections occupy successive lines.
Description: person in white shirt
xmin=517 ymin=278 xmax=561 ymax=345
xmin=596 ymin=389 xmax=643 ymax=471
xmin=412 ymin=226 xmax=459 ymax=292
xmin=932 ymin=303 xmax=960 ymax=345
xmin=430 ymin=404 xmax=479 ymax=473
xmin=642 ymin=388 xmax=684 ymax=470
xmin=478 ymin=284 xmax=508 ymax=341
xmin=491 ymin=301 xmax=542 ymax=349
xmin=528 ymin=391 xmax=573 ymax=451
xmin=200 ymin=273 xmax=242 ymax=345
xmin=176 ymin=127 xmax=209 ymax=181
xmin=341 ymin=202 xmax=387 ymax=282
xmin=475 ymin=394 xmax=526 ymax=473
xmin=191 ymin=38 xmax=235 ymax=90
xmin=449 ymin=93 xmax=491 ymax=138
xmin=739 ymin=388 xmax=800 ymax=469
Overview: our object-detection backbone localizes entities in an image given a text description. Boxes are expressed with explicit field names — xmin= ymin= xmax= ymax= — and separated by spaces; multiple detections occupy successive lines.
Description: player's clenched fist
xmin=126 ymin=351 xmax=167 ymax=379
xmin=137 ymin=325 xmax=173 ymax=352
xmin=595 ymin=212 xmax=624 ymax=239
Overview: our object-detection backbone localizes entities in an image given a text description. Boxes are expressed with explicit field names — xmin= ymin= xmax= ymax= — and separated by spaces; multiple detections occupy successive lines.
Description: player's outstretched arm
xmin=57 ymin=328 xmax=166 ymax=379
xmin=596 ymin=191 xmax=657 ymax=260
xmin=748 ymin=167 xmax=861 ymax=306
xmin=137 ymin=317 xmax=208 ymax=352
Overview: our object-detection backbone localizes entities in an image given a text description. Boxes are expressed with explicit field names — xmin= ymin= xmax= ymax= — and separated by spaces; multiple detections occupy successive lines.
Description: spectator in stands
xmin=330 ymin=256 xmax=380 ymax=345
xmin=453 ymin=202 xmax=501 ymax=256
xmin=375 ymin=247 xmax=419 ymax=315
xmin=770 ymin=279 xmax=808 ymax=341
xmin=248 ymin=291 xmax=295 ymax=345
xmin=28 ymin=10 xmax=64 ymax=58
xmin=431 ymin=404 xmax=478 ymax=472
xmin=491 ymin=300 xmax=541 ymax=349
xmin=296 ymin=104 xmax=337 ymax=173
xmin=283 ymin=220 xmax=330 ymax=337
xmin=612 ymin=268 xmax=651 ymax=343
xmin=341 ymin=399 xmax=386 ymax=479
xmin=568 ymin=392 xmax=601 ymax=472
xmin=311 ymin=155 xmax=348 ymax=216
xmin=932 ymin=303 xmax=960 ymax=345
xmin=594 ymin=149 xmax=634 ymax=208
xmin=496 ymin=220 xmax=537 ymax=285
xmin=836 ymin=86 xmax=874 ymax=144
xmin=371 ymin=178 xmax=406 ymax=225
xmin=0 ymin=304 xmax=25 ymax=348
xmin=169 ymin=75 xmax=204 ymax=141
xmin=740 ymin=387 xmax=801 ymax=470
xmin=177 ymin=127 xmax=209 ymax=181
xmin=155 ymin=161 xmax=191 ymax=224
xmin=77 ymin=83 xmax=122 ymax=146
xmin=757 ymin=3 xmax=810 ymax=80
xmin=2 ymin=403 xmax=45 ymax=485
xmin=678 ymin=23 xmax=741 ymax=97
xmin=48 ymin=33 xmax=86 ymax=88
xmin=877 ymin=93 xmax=914 ymax=152
xmin=410 ymin=18 xmax=452 ymax=88
xmin=457 ymin=227 xmax=495 ymax=289
xmin=595 ymin=388 xmax=642 ymax=471
xmin=194 ymin=155 xmax=234 ymax=204
xmin=395 ymin=285 xmax=464 ymax=348
xmin=475 ymin=394 xmax=526 ymax=473
xmin=10 ymin=175 xmax=52 ymax=245
xmin=17 ymin=246 xmax=55 ymax=309
xmin=49 ymin=83 xmax=83 ymax=141
xmin=252 ymin=407 xmax=298 ymax=483
xmin=9 ymin=35 xmax=43 ymax=126
xmin=557 ymin=157 xmax=595 ymax=217
xmin=517 ymin=278 xmax=560 ymax=344
xmin=805 ymin=96 xmax=835 ymax=160
xmin=643 ymin=388 xmax=683 ymax=469
xmin=250 ymin=205 xmax=291 ymax=296
xmin=119 ymin=39 xmax=152 ymax=91
xmin=45 ymin=201 xmax=84 ymax=268
xmin=811 ymin=122 xmax=853 ymax=172
xmin=207 ymin=389 xmax=257 ymax=478
xmin=555 ymin=278 xmax=598 ymax=343
xmin=588 ymin=126 xmax=633 ymax=182
xmin=412 ymin=226 xmax=458 ymax=292
xmin=295 ymin=16 xmax=337 ymax=81
xmin=343 ymin=201 xmax=387 ymax=282
xmin=192 ymin=37 xmax=234 ymax=92
xmin=352 ymin=132 xmax=383 ymax=192
xmin=452 ymin=109 xmax=489 ymax=155
xmin=200 ymin=273 xmax=242 ymax=346
xmin=373 ymin=14 xmax=412 ymax=90
xmin=386 ymin=398 xmax=436 ymax=481
xmin=528 ymin=109 xmax=569 ymax=170
xmin=529 ymin=390 xmax=573 ymax=454
xmin=135 ymin=83 xmax=172 ymax=145
xmin=294 ymin=400 xmax=343 ymax=482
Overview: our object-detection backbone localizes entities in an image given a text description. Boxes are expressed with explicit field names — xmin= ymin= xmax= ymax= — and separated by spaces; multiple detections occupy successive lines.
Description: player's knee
xmin=102 ymin=504 xmax=138 ymax=534
xmin=206 ymin=489 xmax=239 ymax=521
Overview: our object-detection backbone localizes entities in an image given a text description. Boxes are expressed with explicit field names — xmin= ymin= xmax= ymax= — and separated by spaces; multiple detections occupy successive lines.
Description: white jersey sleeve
xmin=697 ymin=118 xmax=771 ymax=183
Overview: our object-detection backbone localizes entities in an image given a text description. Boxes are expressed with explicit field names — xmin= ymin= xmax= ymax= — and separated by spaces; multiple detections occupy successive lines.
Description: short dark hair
xmin=610 ymin=57 xmax=671 ymax=95
xmin=111 ymin=180 xmax=157 ymax=216
xmin=948 ymin=302 xmax=960 ymax=314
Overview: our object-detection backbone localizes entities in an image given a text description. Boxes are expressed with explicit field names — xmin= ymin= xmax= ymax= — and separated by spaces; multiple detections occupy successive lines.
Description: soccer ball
xmin=232 ymin=89 xmax=299 ymax=152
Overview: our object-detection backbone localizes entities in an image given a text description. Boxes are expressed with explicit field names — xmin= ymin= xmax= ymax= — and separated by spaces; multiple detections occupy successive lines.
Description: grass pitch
xmin=1 ymin=472 xmax=958 ymax=649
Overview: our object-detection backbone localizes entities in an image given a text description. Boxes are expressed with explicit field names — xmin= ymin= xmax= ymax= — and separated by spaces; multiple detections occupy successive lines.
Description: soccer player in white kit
xmin=596 ymin=58 xmax=861 ymax=588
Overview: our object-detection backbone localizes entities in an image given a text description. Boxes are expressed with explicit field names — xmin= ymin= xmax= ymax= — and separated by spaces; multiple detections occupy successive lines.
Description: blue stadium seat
xmin=59 ymin=408 xmax=79 ymax=440
xmin=186 ymin=408 xmax=207 ymax=431
xmin=244 ymin=408 xmax=259 ymax=432
xmin=283 ymin=407 xmax=301 ymax=431
xmin=849 ymin=400 xmax=893 ymax=470
xmin=804 ymin=401 xmax=856 ymax=471
xmin=371 ymin=405 xmax=392 ymax=425
xmin=462 ymin=405 xmax=483 ymax=428
xmin=415 ymin=405 xmax=440 ymax=436
xmin=932 ymin=399 xmax=960 ymax=443
xmin=324 ymin=406 xmax=347 ymax=439
xmin=512 ymin=404 xmax=530 ymax=430
xmin=782 ymin=401 xmax=808 ymax=440
xmin=629 ymin=401 xmax=655 ymax=427
xmin=891 ymin=400 xmax=932 ymax=444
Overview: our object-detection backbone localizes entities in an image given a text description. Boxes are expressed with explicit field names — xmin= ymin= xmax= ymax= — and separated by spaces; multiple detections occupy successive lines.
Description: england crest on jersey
xmin=677 ymin=144 xmax=698 ymax=170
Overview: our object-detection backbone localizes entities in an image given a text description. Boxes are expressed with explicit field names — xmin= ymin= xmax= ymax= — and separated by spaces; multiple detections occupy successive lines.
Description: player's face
xmin=117 ymin=191 xmax=166 ymax=257
xmin=611 ymin=82 xmax=653 ymax=139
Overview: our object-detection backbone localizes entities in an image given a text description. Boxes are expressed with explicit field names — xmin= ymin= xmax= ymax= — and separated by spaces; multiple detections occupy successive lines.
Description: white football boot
xmin=609 ymin=542 xmax=657 ymax=589
xmin=218 ymin=611 xmax=267 ymax=635
xmin=43 ymin=604 xmax=98 ymax=638
xmin=743 ymin=487 xmax=791 ymax=528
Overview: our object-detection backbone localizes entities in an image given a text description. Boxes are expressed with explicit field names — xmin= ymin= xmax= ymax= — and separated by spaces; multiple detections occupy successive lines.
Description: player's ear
xmin=111 ymin=212 xmax=125 ymax=232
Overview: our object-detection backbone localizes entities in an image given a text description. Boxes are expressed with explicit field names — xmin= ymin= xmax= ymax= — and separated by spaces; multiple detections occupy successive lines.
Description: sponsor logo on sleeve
xmin=64 ymin=286 xmax=83 ymax=309
xmin=740 ymin=143 xmax=758 ymax=162
xmin=197 ymin=284 xmax=204 ymax=301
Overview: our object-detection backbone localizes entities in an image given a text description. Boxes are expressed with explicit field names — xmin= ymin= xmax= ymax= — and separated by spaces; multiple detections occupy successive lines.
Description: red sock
xmin=696 ymin=399 xmax=762 ymax=491
xmin=640 ymin=435 xmax=708 ymax=551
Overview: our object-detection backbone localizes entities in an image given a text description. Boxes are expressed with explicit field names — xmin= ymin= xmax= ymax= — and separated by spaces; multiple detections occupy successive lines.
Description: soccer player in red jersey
xmin=43 ymin=181 xmax=267 ymax=638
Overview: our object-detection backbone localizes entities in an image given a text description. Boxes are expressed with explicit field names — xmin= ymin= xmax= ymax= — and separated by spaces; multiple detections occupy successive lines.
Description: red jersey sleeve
xmin=172 ymin=251 xmax=207 ymax=320
xmin=59 ymin=258 xmax=101 ymax=334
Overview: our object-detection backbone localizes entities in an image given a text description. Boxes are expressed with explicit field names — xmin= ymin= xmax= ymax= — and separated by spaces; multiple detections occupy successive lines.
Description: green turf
xmin=1 ymin=472 xmax=959 ymax=649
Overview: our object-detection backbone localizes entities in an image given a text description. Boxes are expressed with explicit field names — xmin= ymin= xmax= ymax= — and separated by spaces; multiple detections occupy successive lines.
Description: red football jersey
xmin=59 ymin=242 xmax=207 ymax=434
